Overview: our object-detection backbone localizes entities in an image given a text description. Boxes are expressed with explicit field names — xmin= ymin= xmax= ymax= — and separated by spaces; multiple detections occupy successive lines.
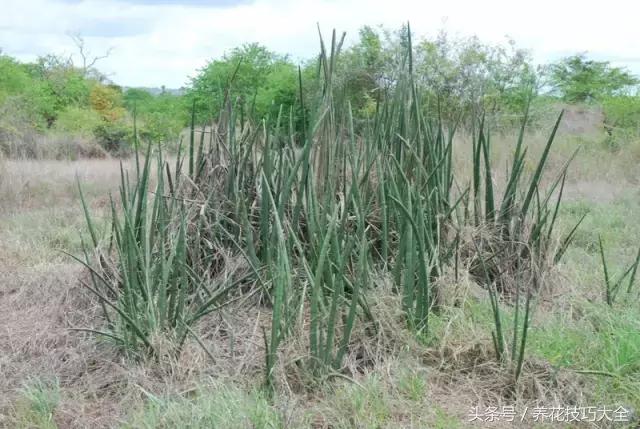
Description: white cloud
xmin=1 ymin=0 xmax=638 ymax=87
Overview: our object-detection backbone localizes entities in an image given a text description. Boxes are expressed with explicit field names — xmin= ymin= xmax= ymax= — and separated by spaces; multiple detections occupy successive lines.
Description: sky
xmin=1 ymin=0 xmax=639 ymax=88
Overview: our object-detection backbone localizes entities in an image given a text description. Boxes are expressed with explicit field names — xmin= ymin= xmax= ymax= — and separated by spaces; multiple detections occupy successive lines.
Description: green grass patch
xmin=124 ymin=385 xmax=281 ymax=429
xmin=11 ymin=378 xmax=60 ymax=429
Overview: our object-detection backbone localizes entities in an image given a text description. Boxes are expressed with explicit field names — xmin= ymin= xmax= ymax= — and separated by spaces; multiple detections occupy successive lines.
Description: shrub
xmin=53 ymin=106 xmax=103 ymax=135
xmin=0 ymin=96 xmax=41 ymax=158
xmin=93 ymin=121 xmax=132 ymax=156
xmin=41 ymin=133 xmax=107 ymax=160
xmin=90 ymin=84 xmax=126 ymax=123
xmin=602 ymin=95 xmax=640 ymax=132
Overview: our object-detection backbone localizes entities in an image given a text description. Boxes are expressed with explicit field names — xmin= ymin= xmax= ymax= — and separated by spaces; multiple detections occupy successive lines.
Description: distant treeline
xmin=1 ymin=25 xmax=638 ymax=158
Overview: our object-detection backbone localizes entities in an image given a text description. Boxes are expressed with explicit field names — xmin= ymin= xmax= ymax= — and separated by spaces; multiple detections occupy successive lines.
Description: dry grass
xmin=0 ymin=158 xmax=130 ymax=426
xmin=0 ymin=156 xmax=271 ymax=425
xmin=1 ymin=130 xmax=639 ymax=428
xmin=0 ymin=248 xmax=269 ymax=426
xmin=0 ymin=158 xmax=128 ymax=213
xmin=0 ymin=130 xmax=108 ymax=161
xmin=0 ymin=274 xmax=619 ymax=428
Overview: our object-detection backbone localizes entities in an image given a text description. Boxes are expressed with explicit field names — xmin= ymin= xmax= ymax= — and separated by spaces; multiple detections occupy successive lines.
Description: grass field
xmin=1 ymin=113 xmax=639 ymax=428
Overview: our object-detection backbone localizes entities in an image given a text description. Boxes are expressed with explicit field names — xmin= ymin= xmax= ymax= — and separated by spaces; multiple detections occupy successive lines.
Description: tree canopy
xmin=547 ymin=53 xmax=639 ymax=102
xmin=188 ymin=43 xmax=298 ymax=124
xmin=2 ymin=27 xmax=640 ymax=158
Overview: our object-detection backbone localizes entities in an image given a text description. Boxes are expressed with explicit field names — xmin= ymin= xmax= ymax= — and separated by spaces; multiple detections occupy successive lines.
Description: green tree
xmin=0 ymin=55 xmax=32 ymax=100
xmin=125 ymin=88 xmax=188 ymax=144
xmin=0 ymin=53 xmax=55 ymax=131
xmin=123 ymin=88 xmax=154 ymax=110
xmin=28 ymin=54 xmax=93 ymax=124
xmin=547 ymin=54 xmax=639 ymax=102
xmin=188 ymin=43 xmax=298 ymax=124
xmin=415 ymin=31 xmax=535 ymax=125
xmin=336 ymin=26 xmax=389 ymax=117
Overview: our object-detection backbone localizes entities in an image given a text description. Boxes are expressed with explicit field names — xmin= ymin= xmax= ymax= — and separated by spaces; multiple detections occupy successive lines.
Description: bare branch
xmin=68 ymin=33 xmax=114 ymax=77
xmin=85 ymin=46 xmax=114 ymax=70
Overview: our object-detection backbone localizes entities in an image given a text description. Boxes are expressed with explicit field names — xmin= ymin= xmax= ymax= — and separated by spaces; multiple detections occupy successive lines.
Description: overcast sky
xmin=1 ymin=0 xmax=639 ymax=88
